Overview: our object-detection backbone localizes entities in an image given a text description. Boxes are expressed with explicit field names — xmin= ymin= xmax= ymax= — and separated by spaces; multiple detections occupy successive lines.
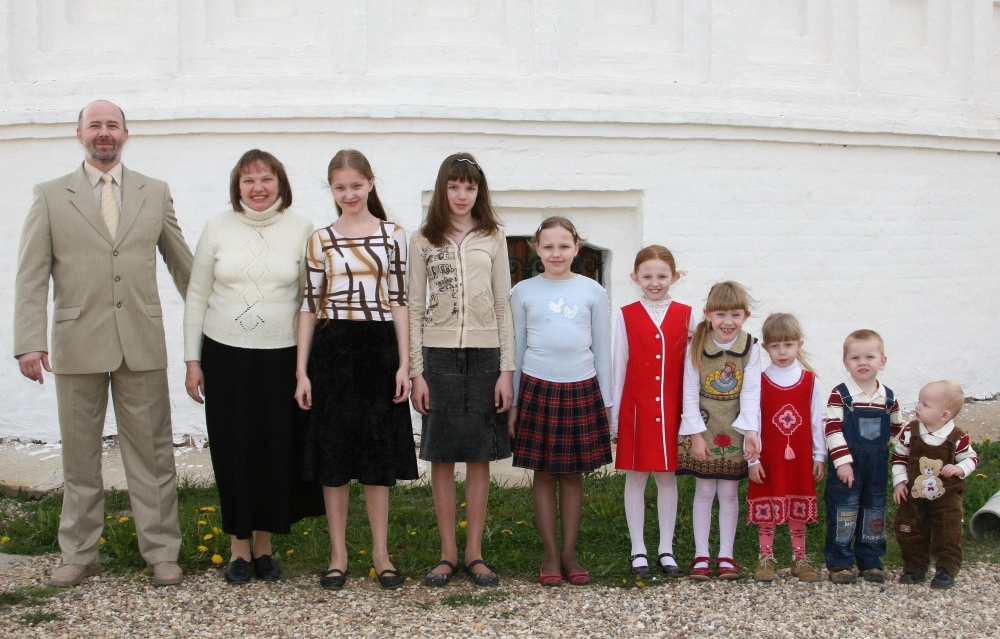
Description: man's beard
xmin=86 ymin=137 xmax=120 ymax=164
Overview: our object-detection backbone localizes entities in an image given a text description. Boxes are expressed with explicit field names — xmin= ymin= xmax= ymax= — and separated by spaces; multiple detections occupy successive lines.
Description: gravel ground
xmin=2 ymin=554 xmax=1000 ymax=638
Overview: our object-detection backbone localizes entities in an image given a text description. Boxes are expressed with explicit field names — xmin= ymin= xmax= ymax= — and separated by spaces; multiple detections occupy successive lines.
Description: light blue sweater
xmin=510 ymin=275 xmax=613 ymax=406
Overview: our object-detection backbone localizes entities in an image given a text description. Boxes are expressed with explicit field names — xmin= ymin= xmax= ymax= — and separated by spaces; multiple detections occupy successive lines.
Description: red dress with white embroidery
xmin=747 ymin=370 xmax=818 ymax=525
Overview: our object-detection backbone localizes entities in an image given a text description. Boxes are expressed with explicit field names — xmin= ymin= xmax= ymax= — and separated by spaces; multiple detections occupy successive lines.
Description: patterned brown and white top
xmin=301 ymin=221 xmax=407 ymax=321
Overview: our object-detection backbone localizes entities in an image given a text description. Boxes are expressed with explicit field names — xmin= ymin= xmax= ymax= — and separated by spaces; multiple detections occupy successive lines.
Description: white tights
xmin=624 ymin=470 xmax=678 ymax=567
xmin=692 ymin=478 xmax=740 ymax=563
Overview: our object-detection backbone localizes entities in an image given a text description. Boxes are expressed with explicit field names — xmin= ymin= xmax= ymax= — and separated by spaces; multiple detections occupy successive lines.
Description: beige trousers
xmin=54 ymin=364 xmax=180 ymax=565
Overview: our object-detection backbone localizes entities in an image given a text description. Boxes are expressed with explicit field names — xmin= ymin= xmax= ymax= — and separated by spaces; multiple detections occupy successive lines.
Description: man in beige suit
xmin=13 ymin=100 xmax=193 ymax=587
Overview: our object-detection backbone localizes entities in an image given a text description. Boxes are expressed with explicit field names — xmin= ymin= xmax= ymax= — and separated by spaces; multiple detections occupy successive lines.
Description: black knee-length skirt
xmin=419 ymin=347 xmax=511 ymax=463
xmin=202 ymin=337 xmax=325 ymax=538
xmin=302 ymin=320 xmax=418 ymax=487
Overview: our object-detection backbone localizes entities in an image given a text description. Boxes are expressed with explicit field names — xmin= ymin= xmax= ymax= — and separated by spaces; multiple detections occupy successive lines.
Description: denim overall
xmin=823 ymin=383 xmax=894 ymax=570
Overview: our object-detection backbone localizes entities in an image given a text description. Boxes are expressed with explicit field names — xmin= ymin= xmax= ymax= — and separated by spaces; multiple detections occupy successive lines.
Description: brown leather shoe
xmin=150 ymin=561 xmax=183 ymax=586
xmin=791 ymin=557 xmax=820 ymax=582
xmin=49 ymin=563 xmax=102 ymax=587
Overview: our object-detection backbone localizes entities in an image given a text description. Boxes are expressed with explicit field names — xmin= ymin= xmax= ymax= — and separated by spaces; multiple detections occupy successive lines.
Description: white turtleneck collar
xmin=763 ymin=359 xmax=804 ymax=386
xmin=239 ymin=197 xmax=285 ymax=226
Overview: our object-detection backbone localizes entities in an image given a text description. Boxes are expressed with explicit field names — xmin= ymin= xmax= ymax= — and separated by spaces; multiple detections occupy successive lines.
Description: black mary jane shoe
xmin=377 ymin=568 xmax=406 ymax=590
xmin=630 ymin=553 xmax=651 ymax=576
xmin=225 ymin=557 xmax=253 ymax=585
xmin=657 ymin=553 xmax=683 ymax=578
xmin=424 ymin=559 xmax=458 ymax=587
xmin=252 ymin=554 xmax=281 ymax=582
xmin=319 ymin=567 xmax=348 ymax=590
xmin=465 ymin=559 xmax=500 ymax=587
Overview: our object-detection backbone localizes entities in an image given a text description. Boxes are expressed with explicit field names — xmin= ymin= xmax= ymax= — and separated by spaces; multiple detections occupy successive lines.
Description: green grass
xmin=1 ymin=440 xmax=999 ymax=584
xmin=0 ymin=586 xmax=63 ymax=627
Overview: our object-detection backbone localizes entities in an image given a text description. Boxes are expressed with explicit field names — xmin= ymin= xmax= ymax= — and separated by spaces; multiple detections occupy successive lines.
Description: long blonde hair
xmin=762 ymin=312 xmax=816 ymax=373
xmin=690 ymin=281 xmax=755 ymax=372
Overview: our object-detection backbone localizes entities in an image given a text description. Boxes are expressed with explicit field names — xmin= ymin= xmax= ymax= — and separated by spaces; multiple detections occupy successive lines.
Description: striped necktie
xmin=101 ymin=173 xmax=120 ymax=240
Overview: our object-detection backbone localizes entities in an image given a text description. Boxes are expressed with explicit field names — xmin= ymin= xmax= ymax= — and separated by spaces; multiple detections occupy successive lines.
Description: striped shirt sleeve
xmin=955 ymin=433 xmax=979 ymax=479
xmin=824 ymin=387 xmax=852 ymax=467
xmin=891 ymin=423 xmax=912 ymax=486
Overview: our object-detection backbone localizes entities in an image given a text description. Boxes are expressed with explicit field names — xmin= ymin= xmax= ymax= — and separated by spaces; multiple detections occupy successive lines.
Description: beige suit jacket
xmin=14 ymin=163 xmax=193 ymax=374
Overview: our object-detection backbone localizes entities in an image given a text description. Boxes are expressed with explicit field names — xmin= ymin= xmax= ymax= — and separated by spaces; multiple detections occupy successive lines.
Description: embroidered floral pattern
xmin=711 ymin=433 xmax=739 ymax=456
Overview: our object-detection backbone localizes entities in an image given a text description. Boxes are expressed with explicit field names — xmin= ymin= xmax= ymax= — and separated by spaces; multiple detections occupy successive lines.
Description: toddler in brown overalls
xmin=892 ymin=380 xmax=979 ymax=589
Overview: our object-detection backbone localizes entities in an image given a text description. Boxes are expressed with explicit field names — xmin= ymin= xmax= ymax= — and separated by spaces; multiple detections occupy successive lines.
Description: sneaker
xmin=790 ymin=556 xmax=820 ymax=582
xmin=899 ymin=571 xmax=927 ymax=585
xmin=754 ymin=554 xmax=776 ymax=582
xmin=860 ymin=568 xmax=885 ymax=583
xmin=930 ymin=567 xmax=954 ymax=589
xmin=827 ymin=565 xmax=857 ymax=584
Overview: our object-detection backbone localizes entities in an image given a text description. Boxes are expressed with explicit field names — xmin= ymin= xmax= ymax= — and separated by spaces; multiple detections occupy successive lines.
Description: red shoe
xmin=539 ymin=567 xmax=562 ymax=587
xmin=563 ymin=569 xmax=590 ymax=586
xmin=688 ymin=556 xmax=711 ymax=581
xmin=715 ymin=557 xmax=741 ymax=580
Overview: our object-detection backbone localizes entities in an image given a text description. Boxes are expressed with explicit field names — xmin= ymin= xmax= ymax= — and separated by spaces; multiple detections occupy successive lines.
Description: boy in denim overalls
xmin=823 ymin=330 xmax=902 ymax=584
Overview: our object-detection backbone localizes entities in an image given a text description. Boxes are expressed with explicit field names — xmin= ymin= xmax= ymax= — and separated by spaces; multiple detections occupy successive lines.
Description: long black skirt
xmin=202 ymin=337 xmax=325 ymax=538
xmin=302 ymin=320 xmax=418 ymax=487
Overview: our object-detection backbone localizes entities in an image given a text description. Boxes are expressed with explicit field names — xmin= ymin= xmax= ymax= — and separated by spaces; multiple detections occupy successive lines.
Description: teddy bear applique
xmin=910 ymin=456 xmax=946 ymax=501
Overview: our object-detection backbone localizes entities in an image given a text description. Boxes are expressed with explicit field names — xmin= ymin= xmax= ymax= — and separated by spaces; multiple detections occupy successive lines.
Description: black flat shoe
xmin=465 ymin=559 xmax=499 ymax=587
xmin=252 ymin=554 xmax=281 ymax=581
xmin=377 ymin=568 xmax=406 ymax=590
xmin=424 ymin=559 xmax=458 ymax=587
xmin=657 ymin=553 xmax=683 ymax=577
xmin=630 ymin=553 xmax=651 ymax=576
xmin=319 ymin=567 xmax=348 ymax=590
xmin=225 ymin=557 xmax=252 ymax=585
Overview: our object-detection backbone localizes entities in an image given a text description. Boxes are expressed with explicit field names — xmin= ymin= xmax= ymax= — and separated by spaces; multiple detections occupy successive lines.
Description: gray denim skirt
xmin=419 ymin=347 xmax=512 ymax=463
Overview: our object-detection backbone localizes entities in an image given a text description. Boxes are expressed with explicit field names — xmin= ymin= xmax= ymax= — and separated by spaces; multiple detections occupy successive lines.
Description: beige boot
xmin=754 ymin=554 xmax=776 ymax=582
xmin=791 ymin=556 xmax=820 ymax=582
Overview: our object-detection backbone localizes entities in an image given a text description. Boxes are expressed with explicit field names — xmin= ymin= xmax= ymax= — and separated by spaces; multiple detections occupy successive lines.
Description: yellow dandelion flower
xmin=459 ymin=521 xmax=468 ymax=528
xmin=359 ymin=549 xmax=366 ymax=555
xmin=501 ymin=529 xmax=513 ymax=535
xmin=977 ymin=473 xmax=988 ymax=478
xmin=211 ymin=554 xmax=224 ymax=565
xmin=199 ymin=506 xmax=216 ymax=513
xmin=286 ymin=549 xmax=294 ymax=556
xmin=0 ymin=536 xmax=10 ymax=544
xmin=106 ymin=515 xmax=113 ymax=520
xmin=622 ymin=579 xmax=627 ymax=584
xmin=636 ymin=581 xmax=645 ymax=588
xmin=131 ymin=532 xmax=136 ymax=537
xmin=118 ymin=516 xmax=129 ymax=524
xmin=410 ymin=531 xmax=417 ymax=536
xmin=99 ymin=537 xmax=105 ymax=545
xmin=303 ymin=531 xmax=310 ymax=537
xmin=516 ymin=521 xmax=525 ymax=525
xmin=460 ymin=502 xmax=466 ymax=508
xmin=984 ymin=437 xmax=991 ymax=444
xmin=197 ymin=545 xmax=208 ymax=552
xmin=197 ymin=520 xmax=207 ymax=525
xmin=212 ymin=527 xmax=221 ymax=535
xmin=203 ymin=533 xmax=213 ymax=541
xmin=369 ymin=567 xmax=377 ymax=578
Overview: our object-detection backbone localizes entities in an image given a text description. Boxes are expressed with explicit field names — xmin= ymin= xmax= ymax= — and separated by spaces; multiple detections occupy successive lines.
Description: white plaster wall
xmin=1 ymin=0 xmax=998 ymax=442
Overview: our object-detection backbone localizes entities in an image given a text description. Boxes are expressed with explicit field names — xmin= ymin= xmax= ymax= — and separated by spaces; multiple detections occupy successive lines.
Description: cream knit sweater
xmin=183 ymin=199 xmax=314 ymax=361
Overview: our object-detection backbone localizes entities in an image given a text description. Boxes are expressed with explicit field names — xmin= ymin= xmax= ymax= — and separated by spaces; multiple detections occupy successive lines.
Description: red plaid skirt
xmin=512 ymin=374 xmax=612 ymax=474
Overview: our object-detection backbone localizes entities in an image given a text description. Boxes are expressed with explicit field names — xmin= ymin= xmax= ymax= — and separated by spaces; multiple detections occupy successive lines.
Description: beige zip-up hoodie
xmin=407 ymin=230 xmax=514 ymax=378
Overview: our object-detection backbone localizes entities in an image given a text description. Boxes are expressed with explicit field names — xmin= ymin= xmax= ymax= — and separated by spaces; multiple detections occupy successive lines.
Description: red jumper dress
xmin=614 ymin=300 xmax=691 ymax=472
xmin=747 ymin=370 xmax=819 ymax=525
